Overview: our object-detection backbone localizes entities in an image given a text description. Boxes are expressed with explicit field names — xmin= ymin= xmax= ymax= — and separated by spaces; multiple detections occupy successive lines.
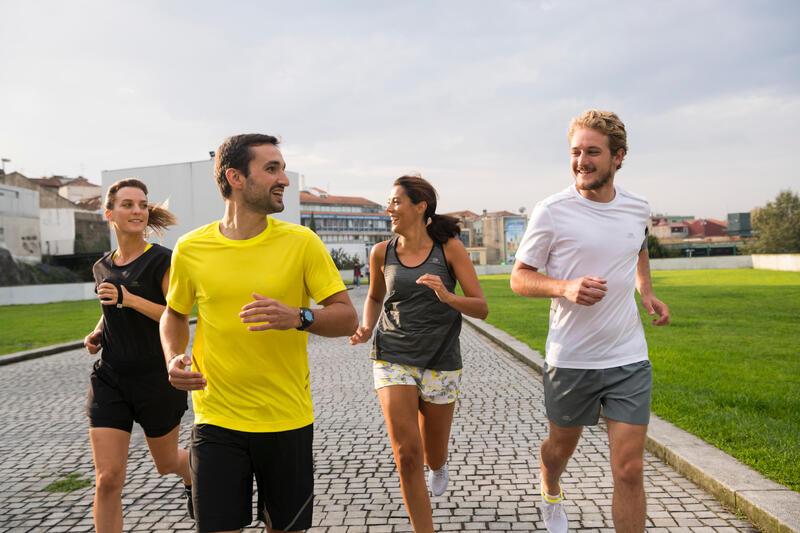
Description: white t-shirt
xmin=516 ymin=185 xmax=650 ymax=369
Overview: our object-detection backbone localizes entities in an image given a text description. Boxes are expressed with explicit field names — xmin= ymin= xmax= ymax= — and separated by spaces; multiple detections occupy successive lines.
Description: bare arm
xmin=97 ymin=269 xmax=170 ymax=322
xmin=635 ymin=249 xmax=670 ymax=325
xmin=160 ymin=306 xmax=206 ymax=390
xmin=350 ymin=241 xmax=388 ymax=344
xmin=238 ymin=290 xmax=359 ymax=338
xmin=416 ymin=238 xmax=488 ymax=319
xmin=510 ymin=260 xmax=608 ymax=306
xmin=84 ymin=315 xmax=104 ymax=354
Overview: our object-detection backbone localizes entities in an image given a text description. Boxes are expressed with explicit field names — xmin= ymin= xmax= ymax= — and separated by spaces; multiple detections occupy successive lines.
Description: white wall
xmin=102 ymin=160 xmax=300 ymax=250
xmin=0 ymin=282 xmax=96 ymax=305
xmin=39 ymin=208 xmax=75 ymax=255
xmin=0 ymin=184 xmax=41 ymax=262
xmin=751 ymin=254 xmax=800 ymax=271
xmin=649 ymin=255 xmax=753 ymax=270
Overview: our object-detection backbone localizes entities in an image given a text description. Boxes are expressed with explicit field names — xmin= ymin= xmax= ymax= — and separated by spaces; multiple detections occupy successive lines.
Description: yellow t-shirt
xmin=167 ymin=217 xmax=346 ymax=432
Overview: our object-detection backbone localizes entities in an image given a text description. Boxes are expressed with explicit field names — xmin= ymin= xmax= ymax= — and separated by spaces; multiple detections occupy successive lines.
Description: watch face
xmin=301 ymin=309 xmax=313 ymax=322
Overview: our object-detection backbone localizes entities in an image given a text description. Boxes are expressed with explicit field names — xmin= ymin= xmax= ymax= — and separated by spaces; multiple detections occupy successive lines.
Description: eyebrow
xmin=263 ymin=159 xmax=285 ymax=168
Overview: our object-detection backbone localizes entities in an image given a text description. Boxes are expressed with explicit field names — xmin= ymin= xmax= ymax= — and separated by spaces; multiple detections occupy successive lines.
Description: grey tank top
xmin=370 ymin=237 xmax=462 ymax=371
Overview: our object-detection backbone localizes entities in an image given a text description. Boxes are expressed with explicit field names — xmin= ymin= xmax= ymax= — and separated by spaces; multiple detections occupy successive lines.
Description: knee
xmin=152 ymin=454 xmax=179 ymax=476
xmin=542 ymin=437 xmax=576 ymax=463
xmin=95 ymin=468 xmax=125 ymax=496
xmin=394 ymin=440 xmax=424 ymax=475
xmin=613 ymin=457 xmax=644 ymax=486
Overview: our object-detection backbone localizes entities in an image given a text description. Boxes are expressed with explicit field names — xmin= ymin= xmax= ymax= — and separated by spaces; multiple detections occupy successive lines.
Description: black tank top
xmin=92 ymin=244 xmax=171 ymax=376
xmin=370 ymin=237 xmax=462 ymax=371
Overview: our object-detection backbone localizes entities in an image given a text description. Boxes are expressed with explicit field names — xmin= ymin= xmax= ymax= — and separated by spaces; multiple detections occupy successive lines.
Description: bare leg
xmin=540 ymin=422 xmax=582 ymax=496
xmin=418 ymin=400 xmax=456 ymax=471
xmin=606 ymin=419 xmax=648 ymax=533
xmin=377 ymin=385 xmax=434 ymax=533
xmin=90 ymin=427 xmax=131 ymax=533
xmin=145 ymin=424 xmax=190 ymax=484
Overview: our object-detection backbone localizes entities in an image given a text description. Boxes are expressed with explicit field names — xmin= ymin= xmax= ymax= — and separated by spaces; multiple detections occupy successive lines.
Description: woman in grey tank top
xmin=350 ymin=176 xmax=488 ymax=533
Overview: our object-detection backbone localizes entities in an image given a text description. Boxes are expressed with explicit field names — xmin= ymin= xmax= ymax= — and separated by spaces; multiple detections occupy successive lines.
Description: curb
xmin=0 ymin=318 xmax=198 ymax=368
xmin=462 ymin=315 xmax=800 ymax=533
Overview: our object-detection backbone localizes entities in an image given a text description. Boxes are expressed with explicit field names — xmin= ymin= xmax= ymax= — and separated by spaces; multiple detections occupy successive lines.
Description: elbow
xmin=509 ymin=273 xmax=523 ymax=296
xmin=346 ymin=308 xmax=359 ymax=336
xmin=476 ymin=301 xmax=489 ymax=320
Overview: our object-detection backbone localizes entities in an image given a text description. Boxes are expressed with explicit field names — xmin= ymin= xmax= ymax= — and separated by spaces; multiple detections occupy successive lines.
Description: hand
xmin=349 ymin=325 xmax=373 ymax=345
xmin=416 ymin=274 xmax=453 ymax=304
xmin=640 ymin=294 xmax=670 ymax=326
xmin=167 ymin=354 xmax=206 ymax=391
xmin=84 ymin=330 xmax=102 ymax=354
xmin=239 ymin=292 xmax=301 ymax=331
xmin=97 ymin=282 xmax=131 ymax=307
xmin=564 ymin=275 xmax=607 ymax=306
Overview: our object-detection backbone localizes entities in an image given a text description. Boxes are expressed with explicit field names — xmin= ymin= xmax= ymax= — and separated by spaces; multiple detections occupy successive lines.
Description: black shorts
xmin=86 ymin=360 xmax=188 ymax=438
xmin=190 ymin=423 xmax=314 ymax=533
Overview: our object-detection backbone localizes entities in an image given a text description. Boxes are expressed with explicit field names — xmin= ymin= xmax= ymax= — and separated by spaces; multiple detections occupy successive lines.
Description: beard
xmin=575 ymin=167 xmax=613 ymax=191
xmin=242 ymin=180 xmax=285 ymax=215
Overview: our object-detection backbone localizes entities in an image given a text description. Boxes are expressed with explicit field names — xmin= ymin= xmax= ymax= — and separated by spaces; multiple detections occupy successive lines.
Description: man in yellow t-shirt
xmin=160 ymin=133 xmax=358 ymax=533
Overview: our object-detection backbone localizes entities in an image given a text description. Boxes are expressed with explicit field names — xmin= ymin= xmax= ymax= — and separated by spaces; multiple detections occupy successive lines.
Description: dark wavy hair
xmin=214 ymin=133 xmax=280 ymax=198
xmin=105 ymin=178 xmax=176 ymax=237
xmin=394 ymin=175 xmax=460 ymax=244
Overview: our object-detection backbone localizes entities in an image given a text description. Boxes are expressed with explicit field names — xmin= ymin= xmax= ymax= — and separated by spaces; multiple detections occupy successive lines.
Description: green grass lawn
xmin=478 ymin=269 xmax=800 ymax=492
xmin=0 ymin=300 xmax=102 ymax=355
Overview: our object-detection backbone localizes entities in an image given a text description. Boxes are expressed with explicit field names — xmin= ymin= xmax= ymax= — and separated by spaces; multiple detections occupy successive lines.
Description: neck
xmin=114 ymin=231 xmax=148 ymax=263
xmin=397 ymin=222 xmax=433 ymax=250
xmin=219 ymin=200 xmax=269 ymax=240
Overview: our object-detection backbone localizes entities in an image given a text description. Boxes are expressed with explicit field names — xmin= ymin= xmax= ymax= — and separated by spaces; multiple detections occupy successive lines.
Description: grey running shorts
xmin=543 ymin=360 xmax=652 ymax=427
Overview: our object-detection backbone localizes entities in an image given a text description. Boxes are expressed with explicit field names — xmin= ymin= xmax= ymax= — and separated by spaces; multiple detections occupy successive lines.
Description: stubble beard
xmin=243 ymin=182 xmax=285 ymax=215
xmin=575 ymin=167 xmax=613 ymax=191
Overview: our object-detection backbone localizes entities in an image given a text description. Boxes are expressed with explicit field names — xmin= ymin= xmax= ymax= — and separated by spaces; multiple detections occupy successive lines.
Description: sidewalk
xmin=0 ymin=287 xmax=794 ymax=532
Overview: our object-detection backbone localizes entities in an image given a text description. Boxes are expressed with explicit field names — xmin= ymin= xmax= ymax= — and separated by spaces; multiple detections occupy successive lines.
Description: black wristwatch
xmin=297 ymin=307 xmax=314 ymax=331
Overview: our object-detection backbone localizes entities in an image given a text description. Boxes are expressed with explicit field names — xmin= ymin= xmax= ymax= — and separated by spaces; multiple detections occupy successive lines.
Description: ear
xmin=612 ymin=148 xmax=626 ymax=168
xmin=225 ymin=167 xmax=245 ymax=192
xmin=416 ymin=200 xmax=427 ymax=216
xmin=104 ymin=209 xmax=113 ymax=222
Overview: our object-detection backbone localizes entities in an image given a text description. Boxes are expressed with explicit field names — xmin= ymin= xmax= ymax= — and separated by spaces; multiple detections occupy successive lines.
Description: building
xmin=102 ymin=159 xmax=301 ymax=250
xmin=649 ymin=214 xmax=744 ymax=256
xmin=0 ymin=182 xmax=41 ymax=263
xmin=300 ymin=188 xmax=391 ymax=263
xmin=444 ymin=209 xmax=527 ymax=265
xmin=727 ymin=212 xmax=752 ymax=237
xmin=0 ymin=171 xmax=109 ymax=261
xmin=28 ymin=175 xmax=102 ymax=204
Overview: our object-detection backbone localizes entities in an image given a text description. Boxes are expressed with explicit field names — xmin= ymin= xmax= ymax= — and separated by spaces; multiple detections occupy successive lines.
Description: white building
xmin=0 ymin=183 xmax=41 ymax=263
xmin=102 ymin=159 xmax=301 ymax=249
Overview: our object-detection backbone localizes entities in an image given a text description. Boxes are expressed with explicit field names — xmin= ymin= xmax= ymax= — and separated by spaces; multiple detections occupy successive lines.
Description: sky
xmin=1 ymin=0 xmax=798 ymax=220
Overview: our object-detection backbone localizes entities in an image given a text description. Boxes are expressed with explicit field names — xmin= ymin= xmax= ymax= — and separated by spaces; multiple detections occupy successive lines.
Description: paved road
xmin=0 ymin=287 xmax=757 ymax=532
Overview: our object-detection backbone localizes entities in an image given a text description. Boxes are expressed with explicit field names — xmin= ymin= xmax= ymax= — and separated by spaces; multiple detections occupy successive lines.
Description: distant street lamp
xmin=0 ymin=158 xmax=9 ymax=172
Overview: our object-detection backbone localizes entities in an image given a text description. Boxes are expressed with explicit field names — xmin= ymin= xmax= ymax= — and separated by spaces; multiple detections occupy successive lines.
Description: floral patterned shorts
xmin=372 ymin=360 xmax=462 ymax=404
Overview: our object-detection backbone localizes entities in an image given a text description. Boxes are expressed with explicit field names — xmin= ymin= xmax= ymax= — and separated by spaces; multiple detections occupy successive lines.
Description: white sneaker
xmin=428 ymin=464 xmax=449 ymax=496
xmin=541 ymin=490 xmax=568 ymax=533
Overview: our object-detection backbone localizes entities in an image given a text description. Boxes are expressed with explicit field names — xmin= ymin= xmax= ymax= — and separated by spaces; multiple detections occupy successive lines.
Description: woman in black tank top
xmin=350 ymin=175 xmax=488 ymax=532
xmin=83 ymin=179 xmax=192 ymax=531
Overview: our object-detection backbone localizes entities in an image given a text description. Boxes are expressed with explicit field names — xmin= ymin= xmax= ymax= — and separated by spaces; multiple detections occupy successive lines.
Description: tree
xmin=309 ymin=212 xmax=318 ymax=233
xmin=646 ymin=234 xmax=668 ymax=258
xmin=328 ymin=248 xmax=360 ymax=270
xmin=747 ymin=190 xmax=800 ymax=254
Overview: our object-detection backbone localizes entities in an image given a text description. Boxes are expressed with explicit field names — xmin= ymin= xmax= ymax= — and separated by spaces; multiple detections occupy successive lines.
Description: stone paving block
xmin=0 ymin=289 xmax=765 ymax=532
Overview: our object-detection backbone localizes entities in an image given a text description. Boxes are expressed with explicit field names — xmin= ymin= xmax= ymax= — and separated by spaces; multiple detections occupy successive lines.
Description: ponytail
xmin=426 ymin=213 xmax=460 ymax=244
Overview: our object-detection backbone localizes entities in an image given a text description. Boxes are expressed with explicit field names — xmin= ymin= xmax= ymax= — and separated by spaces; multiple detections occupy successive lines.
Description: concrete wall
xmin=0 ymin=184 xmax=41 ymax=262
xmin=751 ymin=254 xmax=800 ymax=271
xmin=0 ymin=281 xmax=96 ymax=305
xmin=649 ymin=255 xmax=753 ymax=270
xmin=40 ymin=208 xmax=75 ymax=255
xmin=102 ymin=161 xmax=301 ymax=250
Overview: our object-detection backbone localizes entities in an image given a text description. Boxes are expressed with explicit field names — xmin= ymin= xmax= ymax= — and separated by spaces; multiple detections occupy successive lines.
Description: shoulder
xmin=371 ymin=240 xmax=390 ymax=256
xmin=615 ymin=186 xmax=650 ymax=210
xmin=537 ymin=186 xmax=575 ymax=210
xmin=175 ymin=222 xmax=218 ymax=249
xmin=149 ymin=243 xmax=172 ymax=258
xmin=442 ymin=237 xmax=466 ymax=253
xmin=269 ymin=218 xmax=319 ymax=242
xmin=92 ymin=251 xmax=113 ymax=273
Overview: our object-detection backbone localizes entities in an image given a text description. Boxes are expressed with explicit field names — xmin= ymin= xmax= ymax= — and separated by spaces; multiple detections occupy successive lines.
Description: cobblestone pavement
xmin=0 ymin=287 xmax=757 ymax=532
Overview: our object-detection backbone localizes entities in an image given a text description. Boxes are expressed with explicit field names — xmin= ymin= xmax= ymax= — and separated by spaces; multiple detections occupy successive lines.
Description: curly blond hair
xmin=568 ymin=110 xmax=628 ymax=169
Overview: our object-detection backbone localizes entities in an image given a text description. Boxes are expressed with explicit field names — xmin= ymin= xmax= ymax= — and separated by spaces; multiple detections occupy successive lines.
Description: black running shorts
xmin=86 ymin=360 xmax=188 ymax=438
xmin=190 ymin=423 xmax=314 ymax=532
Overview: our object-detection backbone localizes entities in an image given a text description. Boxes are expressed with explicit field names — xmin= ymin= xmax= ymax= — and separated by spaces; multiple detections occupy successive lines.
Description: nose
xmin=576 ymin=151 xmax=590 ymax=166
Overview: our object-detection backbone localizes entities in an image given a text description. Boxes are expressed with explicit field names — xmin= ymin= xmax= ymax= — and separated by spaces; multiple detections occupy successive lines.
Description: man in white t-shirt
xmin=511 ymin=110 xmax=670 ymax=533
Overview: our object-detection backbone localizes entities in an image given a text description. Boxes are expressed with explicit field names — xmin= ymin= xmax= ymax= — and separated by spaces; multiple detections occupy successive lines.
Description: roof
xmin=300 ymin=190 xmax=381 ymax=207
xmin=485 ymin=210 xmax=519 ymax=217
xmin=443 ymin=210 xmax=480 ymax=219
xmin=75 ymin=196 xmax=103 ymax=211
